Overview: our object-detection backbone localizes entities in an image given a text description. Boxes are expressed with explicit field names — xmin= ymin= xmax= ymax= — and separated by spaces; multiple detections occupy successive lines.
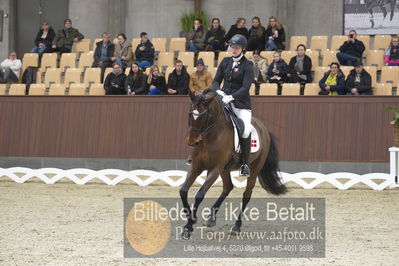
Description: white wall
xmin=203 ymin=0 xmax=277 ymax=30
xmin=125 ymin=0 xmax=193 ymax=39
xmin=290 ymin=0 xmax=344 ymax=38
xmin=69 ymin=0 xmax=108 ymax=39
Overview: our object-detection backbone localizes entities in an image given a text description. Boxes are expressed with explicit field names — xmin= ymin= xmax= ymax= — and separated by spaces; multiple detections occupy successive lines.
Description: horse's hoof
xmin=230 ymin=225 xmax=241 ymax=235
xmin=182 ymin=228 xmax=192 ymax=240
xmin=206 ymin=217 xmax=216 ymax=227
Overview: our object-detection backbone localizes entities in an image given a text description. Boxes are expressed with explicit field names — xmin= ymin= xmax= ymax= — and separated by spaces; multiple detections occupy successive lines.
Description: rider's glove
xmin=222 ymin=95 xmax=234 ymax=104
xmin=216 ymin=90 xmax=225 ymax=97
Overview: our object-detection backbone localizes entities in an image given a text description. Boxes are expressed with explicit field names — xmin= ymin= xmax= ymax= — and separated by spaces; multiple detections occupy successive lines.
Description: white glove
xmin=216 ymin=90 xmax=225 ymax=97
xmin=222 ymin=95 xmax=234 ymax=104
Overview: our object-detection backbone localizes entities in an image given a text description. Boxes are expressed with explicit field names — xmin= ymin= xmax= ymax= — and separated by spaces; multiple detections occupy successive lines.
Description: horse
xmin=179 ymin=89 xmax=287 ymax=238
xmin=365 ymin=0 xmax=397 ymax=28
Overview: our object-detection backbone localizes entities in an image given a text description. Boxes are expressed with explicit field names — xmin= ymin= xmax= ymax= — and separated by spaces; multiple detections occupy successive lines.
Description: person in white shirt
xmin=0 ymin=52 xmax=22 ymax=83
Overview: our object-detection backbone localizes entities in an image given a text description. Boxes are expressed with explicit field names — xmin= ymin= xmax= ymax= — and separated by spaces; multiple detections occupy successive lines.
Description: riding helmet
xmin=229 ymin=34 xmax=247 ymax=48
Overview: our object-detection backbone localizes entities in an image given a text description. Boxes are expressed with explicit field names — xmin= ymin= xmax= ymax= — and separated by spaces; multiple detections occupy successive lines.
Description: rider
xmin=213 ymin=34 xmax=254 ymax=177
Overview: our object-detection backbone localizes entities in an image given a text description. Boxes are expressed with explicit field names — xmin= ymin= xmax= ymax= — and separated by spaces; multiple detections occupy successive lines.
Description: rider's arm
xmin=231 ymin=61 xmax=254 ymax=99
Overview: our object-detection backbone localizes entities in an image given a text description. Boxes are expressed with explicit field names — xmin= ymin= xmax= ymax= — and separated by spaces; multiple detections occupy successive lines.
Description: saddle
xmin=224 ymin=104 xmax=245 ymax=136
xmin=222 ymin=103 xmax=260 ymax=171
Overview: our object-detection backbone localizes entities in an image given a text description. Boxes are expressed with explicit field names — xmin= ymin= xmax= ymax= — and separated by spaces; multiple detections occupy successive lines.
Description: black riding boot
xmin=240 ymin=134 xmax=251 ymax=177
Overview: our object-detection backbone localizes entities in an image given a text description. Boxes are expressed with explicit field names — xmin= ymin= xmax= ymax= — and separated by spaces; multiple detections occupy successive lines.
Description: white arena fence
xmin=0 ymin=167 xmax=397 ymax=190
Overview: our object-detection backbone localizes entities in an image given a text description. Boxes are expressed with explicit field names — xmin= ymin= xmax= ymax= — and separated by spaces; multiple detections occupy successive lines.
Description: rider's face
xmin=231 ymin=45 xmax=243 ymax=57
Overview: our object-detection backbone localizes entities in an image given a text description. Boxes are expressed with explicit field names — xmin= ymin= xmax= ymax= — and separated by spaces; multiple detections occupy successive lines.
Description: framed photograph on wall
xmin=344 ymin=0 xmax=399 ymax=34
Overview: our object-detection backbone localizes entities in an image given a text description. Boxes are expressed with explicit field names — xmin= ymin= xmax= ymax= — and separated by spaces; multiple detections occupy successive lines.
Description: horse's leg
xmin=183 ymin=169 xmax=220 ymax=234
xmin=179 ymin=167 xmax=203 ymax=223
xmin=368 ymin=9 xmax=375 ymax=28
xmin=382 ymin=3 xmax=388 ymax=19
xmin=231 ymin=175 xmax=257 ymax=234
xmin=206 ymin=171 xmax=234 ymax=227
xmin=389 ymin=0 xmax=396 ymax=21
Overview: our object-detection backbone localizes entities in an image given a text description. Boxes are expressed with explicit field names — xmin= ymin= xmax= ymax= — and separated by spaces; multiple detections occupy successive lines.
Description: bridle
xmin=188 ymin=96 xmax=224 ymax=142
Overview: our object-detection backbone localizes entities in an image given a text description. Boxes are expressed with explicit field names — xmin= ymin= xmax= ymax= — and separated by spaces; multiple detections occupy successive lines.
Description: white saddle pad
xmin=233 ymin=123 xmax=260 ymax=153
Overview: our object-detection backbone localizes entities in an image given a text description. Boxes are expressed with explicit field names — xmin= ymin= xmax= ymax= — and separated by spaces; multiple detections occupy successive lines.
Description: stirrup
xmin=240 ymin=164 xmax=250 ymax=177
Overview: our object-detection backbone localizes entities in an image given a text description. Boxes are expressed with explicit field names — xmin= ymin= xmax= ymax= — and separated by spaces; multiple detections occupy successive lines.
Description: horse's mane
xmin=202 ymin=88 xmax=216 ymax=95
xmin=193 ymin=88 xmax=219 ymax=106
xmin=201 ymin=88 xmax=228 ymax=120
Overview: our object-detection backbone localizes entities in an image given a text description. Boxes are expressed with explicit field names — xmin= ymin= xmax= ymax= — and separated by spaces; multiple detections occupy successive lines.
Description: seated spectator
xmin=337 ymin=30 xmax=365 ymax=66
xmin=125 ymin=62 xmax=147 ymax=95
xmin=287 ymin=44 xmax=312 ymax=83
xmin=92 ymin=32 xmax=115 ymax=83
xmin=187 ymin=19 xmax=207 ymax=52
xmin=319 ymin=62 xmax=346 ymax=95
xmin=265 ymin=16 xmax=286 ymax=51
xmin=250 ymin=50 xmax=268 ymax=95
xmin=384 ymin=36 xmax=399 ymax=66
xmin=52 ymin=19 xmax=84 ymax=54
xmin=112 ymin=33 xmax=133 ymax=69
xmin=204 ymin=18 xmax=226 ymax=51
xmin=147 ymin=65 xmax=167 ymax=95
xmin=0 ymin=51 xmax=21 ymax=83
xmin=31 ymin=21 xmax=55 ymax=57
xmin=167 ymin=59 xmax=190 ymax=95
xmin=247 ymin=17 xmax=266 ymax=51
xmin=225 ymin=18 xmax=249 ymax=43
xmin=267 ymin=52 xmax=288 ymax=83
xmin=104 ymin=62 xmax=127 ymax=95
xmin=135 ymin=32 xmax=155 ymax=69
xmin=345 ymin=60 xmax=372 ymax=95
xmin=189 ymin=58 xmax=213 ymax=95
xmin=250 ymin=50 xmax=268 ymax=82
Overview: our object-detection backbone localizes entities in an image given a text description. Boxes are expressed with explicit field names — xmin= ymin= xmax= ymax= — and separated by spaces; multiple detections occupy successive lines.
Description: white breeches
xmin=231 ymin=105 xmax=252 ymax=138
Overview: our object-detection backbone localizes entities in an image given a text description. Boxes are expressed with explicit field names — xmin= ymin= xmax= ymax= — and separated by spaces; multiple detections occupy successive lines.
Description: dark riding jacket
xmin=212 ymin=55 xmax=254 ymax=110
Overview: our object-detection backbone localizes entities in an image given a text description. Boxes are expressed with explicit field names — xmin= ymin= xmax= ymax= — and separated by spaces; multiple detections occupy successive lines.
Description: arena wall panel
xmin=0 ymin=96 xmax=396 ymax=162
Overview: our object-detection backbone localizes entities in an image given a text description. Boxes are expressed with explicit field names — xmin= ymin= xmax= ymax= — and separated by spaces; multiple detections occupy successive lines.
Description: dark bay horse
xmin=179 ymin=89 xmax=287 ymax=237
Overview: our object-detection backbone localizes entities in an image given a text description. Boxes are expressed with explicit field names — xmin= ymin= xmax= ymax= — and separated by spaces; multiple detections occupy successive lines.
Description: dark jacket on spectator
xmin=339 ymin=40 xmax=365 ymax=58
xmin=53 ymin=27 xmax=84 ymax=51
xmin=205 ymin=26 xmax=226 ymax=51
xmin=34 ymin=27 xmax=56 ymax=48
xmin=345 ymin=69 xmax=372 ymax=95
xmin=104 ymin=71 xmax=127 ymax=95
xmin=125 ymin=70 xmax=147 ymax=95
xmin=288 ymin=55 xmax=313 ymax=83
xmin=93 ymin=41 xmax=115 ymax=64
xmin=319 ymin=70 xmax=346 ymax=95
xmin=187 ymin=26 xmax=208 ymax=50
xmin=167 ymin=66 xmax=190 ymax=95
xmin=225 ymin=25 xmax=249 ymax=42
xmin=267 ymin=59 xmax=288 ymax=81
xmin=135 ymin=41 xmax=155 ymax=64
xmin=265 ymin=26 xmax=286 ymax=50
xmin=147 ymin=76 xmax=167 ymax=94
xmin=247 ymin=26 xmax=266 ymax=51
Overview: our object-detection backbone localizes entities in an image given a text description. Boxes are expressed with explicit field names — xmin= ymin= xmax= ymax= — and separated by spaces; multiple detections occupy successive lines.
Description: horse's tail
xmin=258 ymin=133 xmax=287 ymax=195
